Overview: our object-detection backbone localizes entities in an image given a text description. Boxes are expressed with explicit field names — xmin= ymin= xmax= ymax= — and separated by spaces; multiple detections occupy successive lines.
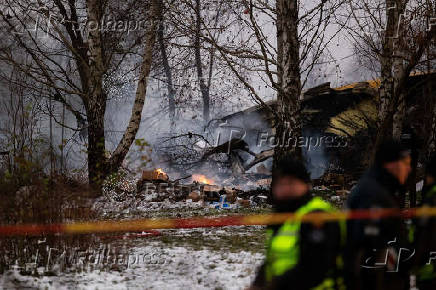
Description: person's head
xmin=272 ymin=155 xmax=311 ymax=201
xmin=375 ymin=139 xmax=411 ymax=185
xmin=425 ymin=154 xmax=436 ymax=186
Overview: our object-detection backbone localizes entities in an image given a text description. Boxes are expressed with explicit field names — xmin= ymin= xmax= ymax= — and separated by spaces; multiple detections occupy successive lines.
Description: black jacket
xmin=347 ymin=166 xmax=404 ymax=248
xmin=345 ymin=166 xmax=409 ymax=290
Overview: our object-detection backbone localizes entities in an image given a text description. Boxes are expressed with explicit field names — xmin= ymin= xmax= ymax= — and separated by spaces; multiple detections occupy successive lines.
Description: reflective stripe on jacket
xmin=265 ymin=196 xmax=346 ymax=289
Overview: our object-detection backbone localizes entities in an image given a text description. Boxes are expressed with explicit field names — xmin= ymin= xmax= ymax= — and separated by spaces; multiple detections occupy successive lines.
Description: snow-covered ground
xmin=0 ymin=226 xmax=266 ymax=289
xmin=1 ymin=180 xmax=270 ymax=290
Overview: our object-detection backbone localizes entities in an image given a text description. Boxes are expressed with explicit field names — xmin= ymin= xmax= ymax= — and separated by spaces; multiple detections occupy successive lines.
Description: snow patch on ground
xmin=1 ymin=242 xmax=263 ymax=289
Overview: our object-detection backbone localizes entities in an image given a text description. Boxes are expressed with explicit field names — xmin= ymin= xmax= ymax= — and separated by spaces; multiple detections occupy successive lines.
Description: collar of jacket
xmin=369 ymin=165 xmax=403 ymax=194
xmin=270 ymin=194 xmax=312 ymax=232
xmin=272 ymin=193 xmax=312 ymax=213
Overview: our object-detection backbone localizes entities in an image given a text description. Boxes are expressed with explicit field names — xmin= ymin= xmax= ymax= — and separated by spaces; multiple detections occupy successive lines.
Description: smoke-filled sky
xmin=0 ymin=0 xmax=383 ymax=176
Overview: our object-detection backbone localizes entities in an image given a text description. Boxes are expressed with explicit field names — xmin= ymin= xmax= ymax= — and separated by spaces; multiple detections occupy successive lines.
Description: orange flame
xmin=154 ymin=168 xmax=168 ymax=180
xmin=192 ymin=174 xmax=214 ymax=185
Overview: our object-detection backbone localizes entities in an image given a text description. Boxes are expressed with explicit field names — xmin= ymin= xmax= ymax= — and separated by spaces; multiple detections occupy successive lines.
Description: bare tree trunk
xmin=157 ymin=0 xmax=176 ymax=129
xmin=60 ymin=103 xmax=65 ymax=174
xmin=392 ymin=92 xmax=405 ymax=139
xmin=109 ymin=0 xmax=159 ymax=172
xmin=49 ymin=93 xmax=54 ymax=178
xmin=194 ymin=0 xmax=210 ymax=123
xmin=0 ymin=0 xmax=171 ymax=190
xmin=377 ymin=0 xmax=397 ymax=131
xmin=274 ymin=0 xmax=302 ymax=165
xmin=373 ymin=0 xmax=405 ymax=158
xmin=377 ymin=54 xmax=393 ymax=141
xmin=86 ymin=0 xmax=108 ymax=187
xmin=392 ymin=5 xmax=407 ymax=139
xmin=425 ymin=21 xmax=435 ymax=159
xmin=427 ymin=102 xmax=436 ymax=157
xmin=86 ymin=102 xmax=107 ymax=185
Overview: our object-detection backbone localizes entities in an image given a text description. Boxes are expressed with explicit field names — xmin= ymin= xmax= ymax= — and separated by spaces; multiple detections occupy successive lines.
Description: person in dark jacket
xmin=345 ymin=140 xmax=412 ymax=290
xmin=250 ymin=155 xmax=345 ymax=290
xmin=411 ymin=155 xmax=436 ymax=290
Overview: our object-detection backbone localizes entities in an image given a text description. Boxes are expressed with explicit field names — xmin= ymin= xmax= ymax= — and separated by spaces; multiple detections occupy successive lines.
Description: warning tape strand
xmin=1 ymin=207 xmax=436 ymax=236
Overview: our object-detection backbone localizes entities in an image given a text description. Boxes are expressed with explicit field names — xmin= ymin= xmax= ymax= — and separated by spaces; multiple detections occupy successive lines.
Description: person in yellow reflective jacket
xmin=250 ymin=155 xmax=346 ymax=290
xmin=410 ymin=155 xmax=436 ymax=290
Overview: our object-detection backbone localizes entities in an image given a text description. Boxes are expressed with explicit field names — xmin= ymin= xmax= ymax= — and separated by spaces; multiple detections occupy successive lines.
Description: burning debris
xmin=192 ymin=174 xmax=215 ymax=185
xmin=133 ymin=168 xmax=272 ymax=208
xmin=94 ymin=168 xmax=272 ymax=219
xmin=100 ymin=166 xmax=351 ymax=215
xmin=141 ymin=168 xmax=169 ymax=182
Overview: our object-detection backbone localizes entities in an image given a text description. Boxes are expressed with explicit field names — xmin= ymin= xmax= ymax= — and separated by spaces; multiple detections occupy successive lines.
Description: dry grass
xmin=0 ymin=172 xmax=99 ymax=273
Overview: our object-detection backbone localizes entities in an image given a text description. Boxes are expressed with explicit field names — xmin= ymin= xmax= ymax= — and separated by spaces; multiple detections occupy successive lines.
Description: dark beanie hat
xmin=375 ymin=139 xmax=411 ymax=165
xmin=272 ymin=154 xmax=311 ymax=184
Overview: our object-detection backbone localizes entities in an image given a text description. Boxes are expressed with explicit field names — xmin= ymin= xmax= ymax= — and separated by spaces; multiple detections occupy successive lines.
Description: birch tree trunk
xmin=391 ymin=48 xmax=407 ymax=140
xmin=378 ymin=43 xmax=393 ymax=135
xmin=158 ymin=0 xmax=176 ymax=129
xmin=109 ymin=0 xmax=159 ymax=172
xmin=391 ymin=0 xmax=407 ymax=139
xmin=373 ymin=0 xmax=405 ymax=157
xmin=274 ymin=0 xmax=302 ymax=164
xmin=392 ymin=92 xmax=406 ymax=138
xmin=194 ymin=0 xmax=210 ymax=124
